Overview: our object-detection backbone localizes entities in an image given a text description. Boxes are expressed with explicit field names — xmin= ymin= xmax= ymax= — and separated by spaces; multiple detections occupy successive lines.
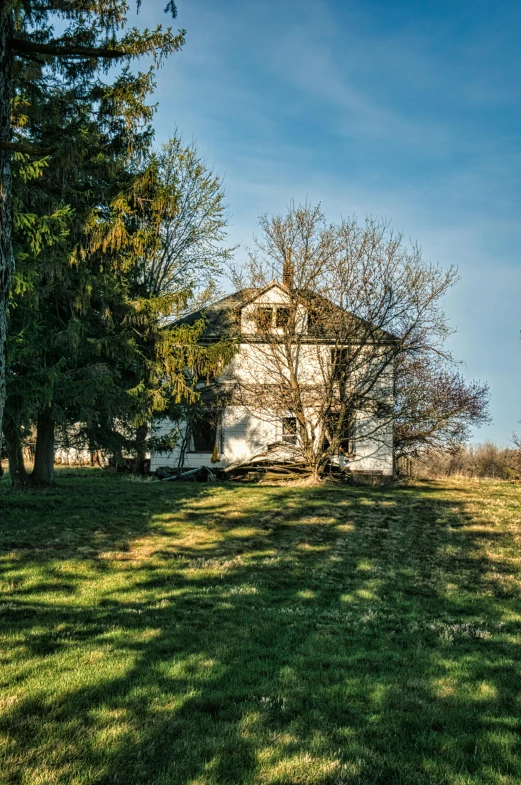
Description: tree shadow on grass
xmin=1 ymin=475 xmax=520 ymax=784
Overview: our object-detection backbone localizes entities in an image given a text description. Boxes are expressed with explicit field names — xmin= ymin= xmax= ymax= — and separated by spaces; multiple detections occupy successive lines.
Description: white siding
xmin=150 ymin=405 xmax=393 ymax=475
xmin=223 ymin=343 xmax=393 ymax=398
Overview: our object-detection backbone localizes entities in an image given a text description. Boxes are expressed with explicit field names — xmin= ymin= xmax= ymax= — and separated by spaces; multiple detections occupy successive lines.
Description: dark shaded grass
xmin=0 ymin=470 xmax=520 ymax=784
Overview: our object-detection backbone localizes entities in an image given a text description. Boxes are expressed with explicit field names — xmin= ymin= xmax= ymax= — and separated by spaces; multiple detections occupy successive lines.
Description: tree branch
xmin=0 ymin=140 xmax=51 ymax=156
xmin=9 ymin=38 xmax=125 ymax=60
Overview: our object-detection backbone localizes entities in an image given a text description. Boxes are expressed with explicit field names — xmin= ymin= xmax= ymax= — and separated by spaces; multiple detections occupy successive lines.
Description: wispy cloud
xmin=129 ymin=0 xmax=521 ymax=442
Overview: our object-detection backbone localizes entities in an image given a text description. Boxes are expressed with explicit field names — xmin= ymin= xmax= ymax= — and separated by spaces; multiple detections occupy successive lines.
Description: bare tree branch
xmin=227 ymin=203 xmax=488 ymax=476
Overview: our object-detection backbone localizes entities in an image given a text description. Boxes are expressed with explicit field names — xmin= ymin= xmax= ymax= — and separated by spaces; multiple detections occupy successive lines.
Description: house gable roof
xmin=173 ymin=288 xmax=253 ymax=340
xmin=238 ymin=279 xmax=308 ymax=309
xmin=238 ymin=280 xmax=286 ymax=307
xmin=175 ymin=284 xmax=398 ymax=343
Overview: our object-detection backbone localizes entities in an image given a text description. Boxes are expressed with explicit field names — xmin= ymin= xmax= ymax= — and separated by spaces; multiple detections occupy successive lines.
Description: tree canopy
xmin=6 ymin=126 xmax=235 ymax=485
xmin=0 ymin=0 xmax=184 ymax=454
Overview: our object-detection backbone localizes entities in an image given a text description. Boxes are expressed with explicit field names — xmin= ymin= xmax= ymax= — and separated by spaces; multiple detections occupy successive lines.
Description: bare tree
xmin=131 ymin=135 xmax=233 ymax=306
xmin=228 ymin=202 xmax=489 ymax=478
xmin=394 ymin=354 xmax=490 ymax=459
xmin=512 ymin=432 xmax=521 ymax=474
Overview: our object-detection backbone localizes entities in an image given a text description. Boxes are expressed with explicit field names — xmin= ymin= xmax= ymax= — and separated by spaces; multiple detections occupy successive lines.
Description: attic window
xmin=276 ymin=307 xmax=291 ymax=328
xmin=255 ymin=307 xmax=273 ymax=331
xmin=375 ymin=402 xmax=392 ymax=420
xmin=282 ymin=417 xmax=297 ymax=445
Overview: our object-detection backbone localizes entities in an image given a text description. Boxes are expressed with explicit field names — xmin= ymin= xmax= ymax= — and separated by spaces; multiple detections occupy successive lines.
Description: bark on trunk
xmin=3 ymin=418 xmax=29 ymax=487
xmin=31 ymin=408 xmax=55 ymax=485
xmin=133 ymin=423 xmax=148 ymax=474
xmin=111 ymin=444 xmax=123 ymax=470
xmin=310 ymin=467 xmax=323 ymax=484
xmin=7 ymin=441 xmax=28 ymax=487
xmin=0 ymin=9 xmax=14 ymax=455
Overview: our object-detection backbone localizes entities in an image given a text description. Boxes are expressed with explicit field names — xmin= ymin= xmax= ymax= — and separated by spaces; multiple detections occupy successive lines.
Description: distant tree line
xmin=407 ymin=442 xmax=521 ymax=481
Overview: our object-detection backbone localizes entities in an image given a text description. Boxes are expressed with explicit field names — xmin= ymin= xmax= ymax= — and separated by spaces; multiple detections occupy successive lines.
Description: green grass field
xmin=1 ymin=471 xmax=520 ymax=785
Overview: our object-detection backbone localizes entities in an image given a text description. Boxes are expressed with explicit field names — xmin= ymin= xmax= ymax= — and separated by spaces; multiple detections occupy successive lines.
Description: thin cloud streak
xmin=130 ymin=0 xmax=520 ymax=443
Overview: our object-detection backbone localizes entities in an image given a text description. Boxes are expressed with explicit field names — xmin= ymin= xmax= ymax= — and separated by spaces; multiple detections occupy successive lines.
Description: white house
xmin=150 ymin=279 xmax=396 ymax=477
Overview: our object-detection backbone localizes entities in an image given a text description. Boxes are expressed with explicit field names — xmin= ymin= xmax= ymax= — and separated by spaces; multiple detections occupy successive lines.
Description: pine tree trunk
xmin=0 ymin=9 xmax=14 ymax=455
xmin=31 ymin=408 xmax=55 ymax=486
xmin=7 ymin=441 xmax=28 ymax=487
xmin=133 ymin=423 xmax=148 ymax=474
xmin=111 ymin=444 xmax=123 ymax=470
xmin=3 ymin=418 xmax=29 ymax=488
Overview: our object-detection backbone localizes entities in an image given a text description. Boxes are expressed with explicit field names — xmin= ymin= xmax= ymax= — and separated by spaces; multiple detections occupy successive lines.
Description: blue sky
xmin=132 ymin=0 xmax=520 ymax=444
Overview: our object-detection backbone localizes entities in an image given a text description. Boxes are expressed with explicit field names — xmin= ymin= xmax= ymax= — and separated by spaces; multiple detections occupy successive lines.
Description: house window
xmin=331 ymin=347 xmax=350 ymax=380
xmin=307 ymin=306 xmax=320 ymax=334
xmin=375 ymin=402 xmax=392 ymax=420
xmin=324 ymin=411 xmax=356 ymax=455
xmin=276 ymin=307 xmax=291 ymax=329
xmin=282 ymin=416 xmax=297 ymax=445
xmin=255 ymin=307 xmax=273 ymax=331
xmin=189 ymin=416 xmax=218 ymax=453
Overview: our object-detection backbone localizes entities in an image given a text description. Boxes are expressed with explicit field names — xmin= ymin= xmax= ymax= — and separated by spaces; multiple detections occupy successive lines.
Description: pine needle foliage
xmin=2 ymin=2 xmax=235 ymax=483
xmin=0 ymin=0 xmax=184 ymax=458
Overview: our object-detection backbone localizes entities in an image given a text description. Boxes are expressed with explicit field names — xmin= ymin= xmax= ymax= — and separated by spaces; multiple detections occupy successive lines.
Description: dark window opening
xmin=324 ymin=412 xmax=356 ymax=455
xmin=375 ymin=402 xmax=392 ymax=420
xmin=307 ymin=305 xmax=333 ymax=336
xmin=190 ymin=417 xmax=218 ymax=453
xmin=331 ymin=347 xmax=350 ymax=380
xmin=306 ymin=306 xmax=321 ymax=334
xmin=282 ymin=416 xmax=297 ymax=445
xmin=255 ymin=307 xmax=273 ymax=331
xmin=276 ymin=307 xmax=291 ymax=328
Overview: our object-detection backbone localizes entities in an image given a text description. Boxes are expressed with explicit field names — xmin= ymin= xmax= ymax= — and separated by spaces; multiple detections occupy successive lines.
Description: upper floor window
xmin=255 ymin=306 xmax=273 ymax=331
xmin=307 ymin=305 xmax=323 ymax=335
xmin=331 ymin=347 xmax=350 ymax=379
xmin=275 ymin=307 xmax=291 ymax=329
xmin=254 ymin=305 xmax=292 ymax=331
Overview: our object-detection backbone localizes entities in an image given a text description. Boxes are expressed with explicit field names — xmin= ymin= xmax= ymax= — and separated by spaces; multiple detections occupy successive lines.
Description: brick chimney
xmin=282 ymin=249 xmax=294 ymax=289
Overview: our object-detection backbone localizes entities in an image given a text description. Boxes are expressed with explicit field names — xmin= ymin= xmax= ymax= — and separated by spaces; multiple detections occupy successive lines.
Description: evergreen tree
xmin=0 ymin=0 xmax=184 ymax=453
xmin=6 ymin=129 xmax=235 ymax=485
xmin=82 ymin=135 xmax=236 ymax=474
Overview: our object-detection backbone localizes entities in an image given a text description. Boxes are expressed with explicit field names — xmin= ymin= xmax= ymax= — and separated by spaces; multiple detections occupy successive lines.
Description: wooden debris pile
xmin=155 ymin=465 xmax=217 ymax=482
xmin=154 ymin=452 xmax=388 ymax=485
xmin=221 ymin=459 xmax=313 ymax=482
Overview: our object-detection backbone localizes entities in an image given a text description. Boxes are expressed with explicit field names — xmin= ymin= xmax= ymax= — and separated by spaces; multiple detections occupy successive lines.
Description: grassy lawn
xmin=1 ymin=471 xmax=521 ymax=784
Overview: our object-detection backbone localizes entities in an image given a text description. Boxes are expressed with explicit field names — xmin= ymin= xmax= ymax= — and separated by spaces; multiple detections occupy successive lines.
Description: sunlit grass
xmin=0 ymin=471 xmax=520 ymax=783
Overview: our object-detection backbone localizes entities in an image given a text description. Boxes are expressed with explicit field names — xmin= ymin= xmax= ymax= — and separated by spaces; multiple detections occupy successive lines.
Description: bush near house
xmin=1 ymin=470 xmax=521 ymax=784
